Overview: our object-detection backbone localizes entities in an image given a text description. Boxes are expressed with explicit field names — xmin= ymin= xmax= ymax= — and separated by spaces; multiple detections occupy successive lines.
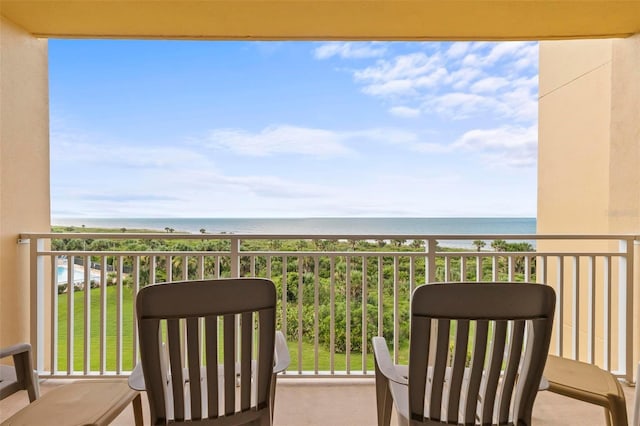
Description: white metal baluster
xmin=393 ymin=256 xmax=399 ymax=364
xmin=314 ymin=255 xmax=320 ymax=374
xmin=377 ymin=256 xmax=383 ymax=337
xmin=524 ymin=255 xmax=531 ymax=282
xmin=116 ymin=256 xmax=123 ymax=374
xmin=298 ymin=256 xmax=303 ymax=374
xmin=165 ymin=254 xmax=172 ymax=282
xmin=51 ymin=255 xmax=58 ymax=375
xmin=150 ymin=255 xmax=157 ymax=285
xmin=282 ymin=255 xmax=288 ymax=362
xmin=410 ymin=255 xmax=416 ymax=294
xmin=266 ymin=256 xmax=272 ymax=279
xmin=346 ymin=255 xmax=351 ymax=374
xmin=83 ymin=255 xmax=91 ymax=375
xmin=100 ymin=255 xmax=107 ymax=374
xmin=604 ymin=256 xmax=611 ymax=370
xmin=507 ymin=255 xmax=514 ymax=281
xmin=571 ymin=256 xmax=579 ymax=360
xmin=132 ymin=256 xmax=140 ymax=369
xmin=460 ymin=255 xmax=467 ymax=282
xmin=330 ymin=257 xmax=335 ymax=374
xmin=67 ymin=255 xmax=74 ymax=375
xmin=197 ymin=255 xmax=204 ymax=279
xmin=362 ymin=255 xmax=368 ymax=374
xmin=556 ymin=256 xmax=564 ymax=356
xmin=445 ymin=256 xmax=451 ymax=281
xmin=426 ymin=239 xmax=437 ymax=283
xmin=587 ymin=256 xmax=596 ymax=363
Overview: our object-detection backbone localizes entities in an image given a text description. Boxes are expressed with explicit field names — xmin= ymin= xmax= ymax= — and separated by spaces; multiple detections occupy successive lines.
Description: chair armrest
xmin=0 ymin=342 xmax=39 ymax=402
xmin=372 ymin=337 xmax=407 ymax=385
xmin=0 ymin=343 xmax=32 ymax=359
xmin=128 ymin=363 xmax=146 ymax=391
xmin=273 ymin=331 xmax=290 ymax=374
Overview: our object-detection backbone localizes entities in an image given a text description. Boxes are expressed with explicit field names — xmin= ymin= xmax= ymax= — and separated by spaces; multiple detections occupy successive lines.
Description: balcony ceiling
xmin=0 ymin=0 xmax=639 ymax=41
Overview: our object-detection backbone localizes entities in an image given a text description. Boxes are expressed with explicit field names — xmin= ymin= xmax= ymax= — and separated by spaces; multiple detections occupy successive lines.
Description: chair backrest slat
xmin=167 ymin=319 xmax=185 ymax=421
xmin=186 ymin=317 xmax=202 ymax=420
xmin=407 ymin=282 xmax=555 ymax=426
xmin=240 ymin=312 xmax=252 ymax=411
xmin=465 ymin=319 xmax=488 ymax=424
xmin=223 ymin=314 xmax=235 ymax=416
xmin=136 ymin=278 xmax=278 ymax=425
xmin=447 ymin=319 xmax=469 ymax=423
xmin=205 ymin=315 xmax=219 ymax=419
xmin=409 ymin=317 xmax=431 ymax=420
xmin=257 ymin=309 xmax=276 ymax=407
xmin=138 ymin=321 xmax=167 ymax=422
xmin=429 ymin=319 xmax=450 ymax=421
xmin=515 ymin=318 xmax=550 ymax=423
xmin=499 ymin=320 xmax=525 ymax=424
xmin=482 ymin=320 xmax=507 ymax=424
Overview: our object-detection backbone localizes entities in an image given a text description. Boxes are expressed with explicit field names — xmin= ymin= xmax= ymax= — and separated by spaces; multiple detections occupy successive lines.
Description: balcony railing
xmin=19 ymin=232 xmax=639 ymax=383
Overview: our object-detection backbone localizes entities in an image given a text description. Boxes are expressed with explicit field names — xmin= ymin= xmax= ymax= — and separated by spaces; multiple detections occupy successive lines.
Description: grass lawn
xmin=56 ymin=286 xmax=408 ymax=373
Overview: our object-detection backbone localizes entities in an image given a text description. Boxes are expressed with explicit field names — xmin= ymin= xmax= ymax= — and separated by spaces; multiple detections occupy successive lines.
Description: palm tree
xmin=491 ymin=240 xmax=507 ymax=252
xmin=472 ymin=240 xmax=486 ymax=252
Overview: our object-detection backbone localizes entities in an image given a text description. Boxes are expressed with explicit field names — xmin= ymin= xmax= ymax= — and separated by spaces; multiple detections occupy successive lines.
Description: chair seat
xmin=1 ymin=379 xmax=142 ymax=426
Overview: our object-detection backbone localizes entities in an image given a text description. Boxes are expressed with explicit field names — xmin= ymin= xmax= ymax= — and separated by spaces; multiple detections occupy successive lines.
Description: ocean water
xmin=52 ymin=217 xmax=536 ymax=248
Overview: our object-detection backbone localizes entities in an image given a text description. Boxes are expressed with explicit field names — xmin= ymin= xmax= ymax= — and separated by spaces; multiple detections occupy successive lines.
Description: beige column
xmin=0 ymin=16 xmax=50 ymax=356
xmin=538 ymin=35 xmax=640 ymax=375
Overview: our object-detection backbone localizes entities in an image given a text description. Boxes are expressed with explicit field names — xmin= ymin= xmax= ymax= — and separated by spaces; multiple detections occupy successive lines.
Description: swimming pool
xmin=56 ymin=265 xmax=101 ymax=284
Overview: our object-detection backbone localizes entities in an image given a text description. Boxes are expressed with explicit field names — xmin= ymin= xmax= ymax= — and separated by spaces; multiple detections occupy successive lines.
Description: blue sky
xmin=49 ymin=40 xmax=538 ymax=218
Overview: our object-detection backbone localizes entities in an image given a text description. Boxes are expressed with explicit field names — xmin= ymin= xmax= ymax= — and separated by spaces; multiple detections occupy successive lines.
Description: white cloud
xmin=470 ymin=77 xmax=509 ymax=94
xmin=453 ymin=125 xmax=537 ymax=168
xmin=339 ymin=41 xmax=538 ymax=121
xmin=202 ymin=125 xmax=355 ymax=157
xmin=445 ymin=42 xmax=471 ymax=59
xmin=314 ymin=42 xmax=387 ymax=60
xmin=389 ymin=106 xmax=421 ymax=118
xmin=354 ymin=52 xmax=443 ymax=83
xmin=425 ymin=92 xmax=504 ymax=119
xmin=361 ymin=79 xmax=418 ymax=97
xmin=52 ymin=137 xmax=211 ymax=170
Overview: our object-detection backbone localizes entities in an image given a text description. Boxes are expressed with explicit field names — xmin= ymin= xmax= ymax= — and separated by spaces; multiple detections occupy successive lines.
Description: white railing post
xmin=618 ymin=239 xmax=633 ymax=382
xmin=29 ymin=237 xmax=45 ymax=372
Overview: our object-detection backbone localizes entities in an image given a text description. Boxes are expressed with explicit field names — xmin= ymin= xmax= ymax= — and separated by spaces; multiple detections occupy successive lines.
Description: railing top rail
xmin=41 ymin=250 xmax=630 ymax=257
xmin=19 ymin=232 xmax=640 ymax=241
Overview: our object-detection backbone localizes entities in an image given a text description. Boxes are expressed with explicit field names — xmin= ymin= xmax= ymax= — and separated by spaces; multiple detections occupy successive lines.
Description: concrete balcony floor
xmin=0 ymin=377 xmax=635 ymax=425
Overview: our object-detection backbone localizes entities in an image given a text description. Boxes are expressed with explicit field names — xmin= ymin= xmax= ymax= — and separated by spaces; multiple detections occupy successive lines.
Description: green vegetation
xmin=52 ymin=226 xmax=533 ymax=373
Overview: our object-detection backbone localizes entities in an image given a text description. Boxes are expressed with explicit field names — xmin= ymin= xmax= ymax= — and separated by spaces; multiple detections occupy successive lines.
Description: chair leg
xmin=375 ymin=363 xmax=393 ymax=426
xmin=608 ymin=395 xmax=629 ymax=426
xmin=269 ymin=373 xmax=277 ymax=422
xmin=605 ymin=408 xmax=612 ymax=426
xmin=132 ymin=393 xmax=144 ymax=426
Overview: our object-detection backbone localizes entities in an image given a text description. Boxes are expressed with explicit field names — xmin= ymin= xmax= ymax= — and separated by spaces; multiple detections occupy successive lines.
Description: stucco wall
xmin=539 ymin=36 xmax=640 ymax=236
xmin=0 ymin=16 xmax=50 ymax=350
xmin=538 ymin=36 xmax=639 ymax=371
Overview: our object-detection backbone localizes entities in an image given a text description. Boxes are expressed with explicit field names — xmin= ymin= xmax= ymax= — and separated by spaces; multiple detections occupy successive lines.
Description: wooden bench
xmin=1 ymin=379 xmax=142 ymax=426
xmin=543 ymin=355 xmax=628 ymax=426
